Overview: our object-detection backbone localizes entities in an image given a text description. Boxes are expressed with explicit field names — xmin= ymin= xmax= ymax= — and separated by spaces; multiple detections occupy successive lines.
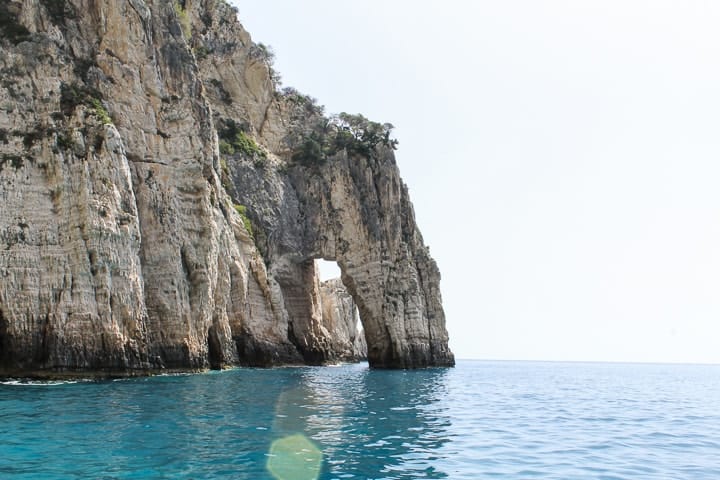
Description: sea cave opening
xmin=316 ymin=258 xmax=341 ymax=282
xmin=314 ymin=259 xmax=366 ymax=359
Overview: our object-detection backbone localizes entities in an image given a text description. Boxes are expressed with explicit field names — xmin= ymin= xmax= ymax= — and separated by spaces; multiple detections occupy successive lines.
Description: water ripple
xmin=0 ymin=361 xmax=719 ymax=478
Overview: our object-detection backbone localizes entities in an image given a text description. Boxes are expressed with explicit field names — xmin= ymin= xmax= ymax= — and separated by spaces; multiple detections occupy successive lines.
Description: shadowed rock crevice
xmin=207 ymin=325 xmax=223 ymax=370
xmin=0 ymin=308 xmax=11 ymax=367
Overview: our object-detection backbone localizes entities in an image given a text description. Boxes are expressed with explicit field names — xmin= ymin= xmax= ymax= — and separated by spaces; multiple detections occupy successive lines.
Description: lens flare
xmin=266 ymin=434 xmax=322 ymax=480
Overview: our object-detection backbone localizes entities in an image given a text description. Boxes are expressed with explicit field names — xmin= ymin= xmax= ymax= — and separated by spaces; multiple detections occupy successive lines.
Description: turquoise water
xmin=1 ymin=361 xmax=719 ymax=479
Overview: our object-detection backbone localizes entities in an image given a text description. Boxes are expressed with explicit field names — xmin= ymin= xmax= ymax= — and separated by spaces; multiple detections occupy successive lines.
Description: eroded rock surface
xmin=319 ymin=278 xmax=367 ymax=362
xmin=0 ymin=0 xmax=453 ymax=376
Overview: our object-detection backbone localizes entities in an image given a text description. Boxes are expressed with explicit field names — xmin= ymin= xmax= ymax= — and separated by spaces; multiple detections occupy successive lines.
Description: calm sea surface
xmin=1 ymin=360 xmax=719 ymax=479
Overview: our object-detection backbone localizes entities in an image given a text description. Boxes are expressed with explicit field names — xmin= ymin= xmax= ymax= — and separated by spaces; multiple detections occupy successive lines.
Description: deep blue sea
xmin=1 ymin=360 xmax=719 ymax=479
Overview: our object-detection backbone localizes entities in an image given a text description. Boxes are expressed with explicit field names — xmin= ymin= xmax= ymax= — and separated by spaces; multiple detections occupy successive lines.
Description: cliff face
xmin=0 ymin=0 xmax=453 ymax=376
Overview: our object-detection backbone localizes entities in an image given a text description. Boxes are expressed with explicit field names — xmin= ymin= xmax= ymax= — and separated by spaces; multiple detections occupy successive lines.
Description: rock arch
xmin=229 ymin=146 xmax=454 ymax=368
xmin=192 ymin=0 xmax=454 ymax=368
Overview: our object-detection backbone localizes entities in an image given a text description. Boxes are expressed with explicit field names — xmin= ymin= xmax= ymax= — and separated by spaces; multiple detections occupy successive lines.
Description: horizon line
xmin=455 ymin=358 xmax=720 ymax=367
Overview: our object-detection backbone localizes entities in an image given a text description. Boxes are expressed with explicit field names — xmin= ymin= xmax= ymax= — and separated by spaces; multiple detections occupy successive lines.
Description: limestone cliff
xmin=0 ymin=0 xmax=453 ymax=376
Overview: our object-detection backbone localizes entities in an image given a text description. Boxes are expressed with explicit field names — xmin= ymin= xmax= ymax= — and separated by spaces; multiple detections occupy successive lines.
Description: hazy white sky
xmin=232 ymin=0 xmax=720 ymax=364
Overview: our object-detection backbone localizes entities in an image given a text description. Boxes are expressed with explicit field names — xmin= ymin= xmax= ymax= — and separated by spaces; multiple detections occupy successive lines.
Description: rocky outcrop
xmin=319 ymin=278 xmax=367 ymax=362
xmin=0 ymin=0 xmax=453 ymax=376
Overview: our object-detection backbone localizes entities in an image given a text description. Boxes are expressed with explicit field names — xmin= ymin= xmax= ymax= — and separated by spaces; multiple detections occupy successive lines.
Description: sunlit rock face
xmin=0 ymin=0 xmax=453 ymax=376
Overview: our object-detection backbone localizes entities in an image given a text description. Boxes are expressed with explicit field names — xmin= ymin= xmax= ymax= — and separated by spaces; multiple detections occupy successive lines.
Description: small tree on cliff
xmin=290 ymin=111 xmax=399 ymax=166
xmin=332 ymin=113 xmax=398 ymax=156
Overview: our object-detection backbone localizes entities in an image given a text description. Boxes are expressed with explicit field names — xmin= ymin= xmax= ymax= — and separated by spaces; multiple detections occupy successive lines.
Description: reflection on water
xmin=0 ymin=364 xmax=454 ymax=479
xmin=271 ymin=364 xmax=453 ymax=478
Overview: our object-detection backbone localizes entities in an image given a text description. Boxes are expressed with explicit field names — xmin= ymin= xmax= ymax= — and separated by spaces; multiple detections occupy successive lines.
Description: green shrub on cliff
xmin=335 ymin=112 xmax=398 ymax=155
xmin=60 ymin=82 xmax=112 ymax=124
xmin=90 ymin=98 xmax=112 ymax=125
xmin=218 ymin=119 xmax=265 ymax=158
xmin=233 ymin=204 xmax=253 ymax=237
xmin=292 ymin=135 xmax=326 ymax=166
xmin=173 ymin=2 xmax=191 ymax=39
xmin=290 ymin=112 xmax=398 ymax=166
xmin=234 ymin=131 xmax=263 ymax=157
xmin=281 ymin=87 xmax=325 ymax=116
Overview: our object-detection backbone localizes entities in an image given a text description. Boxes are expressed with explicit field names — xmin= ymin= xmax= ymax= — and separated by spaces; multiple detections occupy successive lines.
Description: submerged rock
xmin=0 ymin=0 xmax=453 ymax=376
